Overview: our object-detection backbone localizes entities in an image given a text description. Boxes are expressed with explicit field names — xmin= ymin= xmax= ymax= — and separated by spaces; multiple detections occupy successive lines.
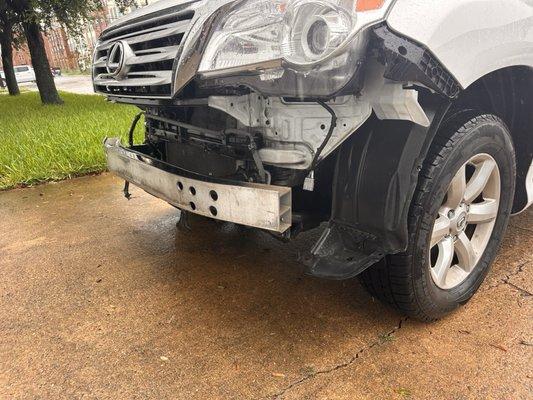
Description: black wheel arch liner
xmin=305 ymin=95 xmax=453 ymax=280
xmin=335 ymin=95 xmax=451 ymax=251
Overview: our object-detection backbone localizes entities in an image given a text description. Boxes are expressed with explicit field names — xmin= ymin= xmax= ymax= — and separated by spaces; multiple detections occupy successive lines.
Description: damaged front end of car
xmin=95 ymin=0 xmax=460 ymax=279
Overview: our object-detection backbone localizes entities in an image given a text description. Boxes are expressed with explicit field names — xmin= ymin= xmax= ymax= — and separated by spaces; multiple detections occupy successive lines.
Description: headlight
xmin=198 ymin=0 xmax=393 ymax=76
xmin=300 ymin=13 xmax=350 ymax=61
xmin=199 ymin=0 xmax=286 ymax=74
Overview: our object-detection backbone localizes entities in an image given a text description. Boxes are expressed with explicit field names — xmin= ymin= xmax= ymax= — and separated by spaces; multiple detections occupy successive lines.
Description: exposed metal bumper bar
xmin=104 ymin=138 xmax=292 ymax=233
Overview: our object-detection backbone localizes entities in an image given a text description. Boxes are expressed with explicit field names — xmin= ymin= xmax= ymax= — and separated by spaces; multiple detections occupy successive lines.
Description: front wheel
xmin=360 ymin=114 xmax=516 ymax=321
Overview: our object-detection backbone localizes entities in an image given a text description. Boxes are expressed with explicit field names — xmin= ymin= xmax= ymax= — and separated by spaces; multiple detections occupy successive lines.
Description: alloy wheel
xmin=429 ymin=153 xmax=501 ymax=290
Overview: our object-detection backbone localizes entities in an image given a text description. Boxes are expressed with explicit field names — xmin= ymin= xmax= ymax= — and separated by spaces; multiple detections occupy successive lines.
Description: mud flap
xmin=303 ymin=223 xmax=385 ymax=280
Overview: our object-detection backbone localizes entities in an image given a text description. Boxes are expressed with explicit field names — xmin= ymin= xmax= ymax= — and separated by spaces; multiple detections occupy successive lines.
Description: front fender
xmin=387 ymin=0 xmax=533 ymax=89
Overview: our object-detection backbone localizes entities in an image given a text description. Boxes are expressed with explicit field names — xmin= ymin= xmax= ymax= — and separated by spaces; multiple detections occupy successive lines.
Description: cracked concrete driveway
xmin=0 ymin=174 xmax=531 ymax=399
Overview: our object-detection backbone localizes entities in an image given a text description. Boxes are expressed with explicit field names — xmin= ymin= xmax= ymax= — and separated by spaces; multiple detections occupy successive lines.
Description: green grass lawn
xmin=0 ymin=91 xmax=143 ymax=190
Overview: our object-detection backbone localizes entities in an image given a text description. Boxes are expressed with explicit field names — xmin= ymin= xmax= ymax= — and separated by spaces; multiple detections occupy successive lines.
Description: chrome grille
xmin=93 ymin=10 xmax=194 ymax=98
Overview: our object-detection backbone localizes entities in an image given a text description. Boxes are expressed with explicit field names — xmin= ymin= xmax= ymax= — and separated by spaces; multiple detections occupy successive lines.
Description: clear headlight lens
xmin=199 ymin=0 xmax=285 ymax=73
xmin=198 ymin=0 xmax=391 ymax=75
xmin=282 ymin=1 xmax=354 ymax=64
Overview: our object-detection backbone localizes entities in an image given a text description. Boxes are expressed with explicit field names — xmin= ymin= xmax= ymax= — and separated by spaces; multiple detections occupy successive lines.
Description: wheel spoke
xmin=464 ymin=159 xmax=496 ymax=204
xmin=431 ymin=214 xmax=451 ymax=247
xmin=467 ymin=199 xmax=498 ymax=224
xmin=433 ymin=236 xmax=454 ymax=287
xmin=446 ymin=165 xmax=466 ymax=209
xmin=455 ymin=232 xmax=477 ymax=273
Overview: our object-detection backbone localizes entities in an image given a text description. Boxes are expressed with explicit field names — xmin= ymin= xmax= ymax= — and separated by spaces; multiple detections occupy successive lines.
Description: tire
xmin=360 ymin=114 xmax=516 ymax=321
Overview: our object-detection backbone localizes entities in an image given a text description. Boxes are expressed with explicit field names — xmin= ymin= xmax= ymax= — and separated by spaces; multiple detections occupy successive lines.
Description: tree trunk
xmin=23 ymin=20 xmax=62 ymax=104
xmin=0 ymin=28 xmax=20 ymax=96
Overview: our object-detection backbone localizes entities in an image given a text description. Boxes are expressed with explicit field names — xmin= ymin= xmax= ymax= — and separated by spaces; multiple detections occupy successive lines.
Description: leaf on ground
xmin=489 ymin=343 xmax=508 ymax=352
xmin=397 ymin=387 xmax=412 ymax=398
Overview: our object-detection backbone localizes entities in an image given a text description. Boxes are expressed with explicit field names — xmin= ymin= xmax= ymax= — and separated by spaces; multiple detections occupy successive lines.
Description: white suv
xmin=4 ymin=65 xmax=37 ymax=84
xmin=93 ymin=0 xmax=533 ymax=321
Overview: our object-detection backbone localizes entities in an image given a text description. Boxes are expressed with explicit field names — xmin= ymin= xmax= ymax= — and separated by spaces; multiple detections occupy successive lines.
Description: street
xmin=21 ymin=75 xmax=94 ymax=95
xmin=0 ymin=174 xmax=531 ymax=399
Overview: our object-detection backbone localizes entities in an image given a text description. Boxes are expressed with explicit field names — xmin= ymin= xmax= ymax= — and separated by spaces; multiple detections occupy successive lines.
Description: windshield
xmin=15 ymin=66 xmax=30 ymax=73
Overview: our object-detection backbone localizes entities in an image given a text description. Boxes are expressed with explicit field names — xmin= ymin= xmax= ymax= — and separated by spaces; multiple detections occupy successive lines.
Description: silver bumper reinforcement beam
xmin=104 ymin=138 xmax=292 ymax=233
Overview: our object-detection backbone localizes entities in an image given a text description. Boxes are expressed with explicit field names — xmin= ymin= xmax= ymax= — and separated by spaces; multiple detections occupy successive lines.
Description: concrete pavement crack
xmin=483 ymin=261 xmax=530 ymax=293
xmin=266 ymin=259 xmax=530 ymax=399
xmin=266 ymin=317 xmax=408 ymax=400
xmin=504 ymin=281 xmax=532 ymax=297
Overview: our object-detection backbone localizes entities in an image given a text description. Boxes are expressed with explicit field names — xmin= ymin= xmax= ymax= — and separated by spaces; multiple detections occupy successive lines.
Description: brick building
xmin=44 ymin=25 xmax=78 ymax=70
xmin=1 ymin=28 xmax=76 ymax=71
xmin=10 ymin=45 xmax=32 ymax=67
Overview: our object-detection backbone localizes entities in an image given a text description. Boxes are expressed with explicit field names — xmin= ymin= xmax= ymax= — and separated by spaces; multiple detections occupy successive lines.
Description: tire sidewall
xmin=412 ymin=116 xmax=516 ymax=316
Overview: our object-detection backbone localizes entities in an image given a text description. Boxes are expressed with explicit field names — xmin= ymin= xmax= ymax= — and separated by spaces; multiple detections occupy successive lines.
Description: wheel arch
xmin=307 ymin=69 xmax=531 ymax=278
xmin=451 ymin=66 xmax=533 ymax=213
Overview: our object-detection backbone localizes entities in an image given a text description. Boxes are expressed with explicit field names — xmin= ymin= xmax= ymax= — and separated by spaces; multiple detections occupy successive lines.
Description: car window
xmin=15 ymin=66 xmax=30 ymax=72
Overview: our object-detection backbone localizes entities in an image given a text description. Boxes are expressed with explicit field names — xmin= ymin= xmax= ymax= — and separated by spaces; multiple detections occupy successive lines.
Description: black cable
xmin=123 ymin=112 xmax=144 ymax=200
xmin=128 ymin=112 xmax=144 ymax=147
xmin=309 ymin=100 xmax=337 ymax=172
xmin=123 ymin=182 xmax=131 ymax=200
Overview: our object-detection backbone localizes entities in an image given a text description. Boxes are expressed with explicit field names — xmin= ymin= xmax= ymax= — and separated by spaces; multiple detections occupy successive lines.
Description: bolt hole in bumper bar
xmin=104 ymin=138 xmax=292 ymax=233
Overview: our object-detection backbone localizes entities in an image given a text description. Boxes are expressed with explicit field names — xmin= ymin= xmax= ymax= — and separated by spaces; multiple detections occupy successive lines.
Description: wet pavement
xmin=0 ymin=174 xmax=531 ymax=399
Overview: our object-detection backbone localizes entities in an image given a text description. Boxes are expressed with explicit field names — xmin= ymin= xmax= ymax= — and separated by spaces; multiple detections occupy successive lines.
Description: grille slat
xmin=93 ymin=45 xmax=180 ymax=69
xmin=100 ymin=9 xmax=194 ymax=41
xmin=93 ymin=11 xmax=193 ymax=98
xmin=97 ymin=20 xmax=189 ymax=52
xmin=96 ymin=71 xmax=173 ymax=87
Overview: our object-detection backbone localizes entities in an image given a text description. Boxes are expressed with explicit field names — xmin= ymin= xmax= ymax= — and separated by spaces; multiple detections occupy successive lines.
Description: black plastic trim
xmin=373 ymin=24 xmax=461 ymax=99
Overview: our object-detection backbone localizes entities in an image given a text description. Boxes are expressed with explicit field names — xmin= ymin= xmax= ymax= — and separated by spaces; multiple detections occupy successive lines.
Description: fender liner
xmin=305 ymin=95 xmax=451 ymax=280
